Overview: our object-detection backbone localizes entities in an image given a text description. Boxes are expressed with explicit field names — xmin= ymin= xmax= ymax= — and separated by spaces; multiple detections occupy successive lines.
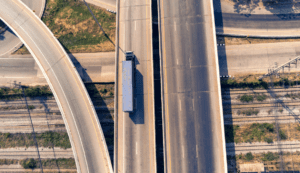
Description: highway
xmin=0 ymin=1 xmax=112 ymax=173
xmin=115 ymin=0 xmax=156 ymax=172
xmin=0 ymin=0 xmax=45 ymax=57
xmin=158 ymin=0 xmax=227 ymax=172
xmin=218 ymin=41 xmax=300 ymax=76
xmin=0 ymin=52 xmax=115 ymax=86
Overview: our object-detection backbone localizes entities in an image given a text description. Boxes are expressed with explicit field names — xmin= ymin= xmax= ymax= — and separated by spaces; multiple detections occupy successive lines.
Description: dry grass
xmin=14 ymin=0 xmax=116 ymax=54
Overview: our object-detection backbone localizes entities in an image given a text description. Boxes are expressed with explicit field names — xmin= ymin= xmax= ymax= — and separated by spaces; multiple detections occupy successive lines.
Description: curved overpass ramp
xmin=158 ymin=0 xmax=227 ymax=172
xmin=0 ymin=0 xmax=45 ymax=57
xmin=0 ymin=1 xmax=113 ymax=173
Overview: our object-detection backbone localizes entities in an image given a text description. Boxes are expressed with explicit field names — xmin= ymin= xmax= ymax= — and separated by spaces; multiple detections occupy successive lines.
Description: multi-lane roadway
xmin=158 ymin=0 xmax=227 ymax=172
xmin=0 ymin=0 xmax=112 ymax=173
xmin=115 ymin=0 xmax=156 ymax=172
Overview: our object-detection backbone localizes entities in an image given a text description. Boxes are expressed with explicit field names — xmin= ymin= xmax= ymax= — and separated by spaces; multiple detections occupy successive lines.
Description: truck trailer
xmin=122 ymin=51 xmax=135 ymax=112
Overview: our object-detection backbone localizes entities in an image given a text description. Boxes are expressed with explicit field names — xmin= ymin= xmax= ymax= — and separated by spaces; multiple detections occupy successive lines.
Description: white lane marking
xmin=196 ymin=145 xmax=198 ymax=158
xmin=179 ymin=99 xmax=181 ymax=111
xmin=192 ymin=99 xmax=195 ymax=111
xmin=136 ymin=142 xmax=138 ymax=155
xmin=123 ymin=111 xmax=125 ymax=172
xmin=174 ymin=21 xmax=176 ymax=31
xmin=135 ymin=21 xmax=136 ymax=31
xmin=182 ymin=146 xmax=184 ymax=158
xmin=17 ymin=24 xmax=91 ymax=173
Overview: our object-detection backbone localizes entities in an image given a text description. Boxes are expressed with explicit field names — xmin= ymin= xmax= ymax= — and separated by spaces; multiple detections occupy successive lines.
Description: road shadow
xmin=20 ymin=86 xmax=44 ymax=172
xmin=214 ymin=0 xmax=225 ymax=31
xmin=221 ymin=83 xmax=237 ymax=173
xmin=68 ymin=53 xmax=93 ymax=83
xmin=84 ymin=83 xmax=114 ymax=163
xmin=129 ymin=63 xmax=145 ymax=124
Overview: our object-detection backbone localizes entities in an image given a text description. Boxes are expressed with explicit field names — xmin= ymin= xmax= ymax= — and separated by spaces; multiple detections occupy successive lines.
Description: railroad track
xmin=226 ymin=142 xmax=300 ymax=155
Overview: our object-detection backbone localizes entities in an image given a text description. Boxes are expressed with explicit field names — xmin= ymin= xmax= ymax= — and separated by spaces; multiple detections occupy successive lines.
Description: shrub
xmin=279 ymin=130 xmax=287 ymax=140
xmin=21 ymin=158 xmax=37 ymax=169
xmin=263 ymin=123 xmax=274 ymax=133
xmin=279 ymin=109 xmax=283 ymax=113
xmin=245 ymin=152 xmax=254 ymax=161
xmin=264 ymin=137 xmax=273 ymax=143
xmin=100 ymin=88 xmax=107 ymax=94
xmin=109 ymin=92 xmax=113 ymax=96
xmin=297 ymin=126 xmax=300 ymax=131
xmin=262 ymin=152 xmax=278 ymax=161
xmin=241 ymin=109 xmax=259 ymax=116
xmin=27 ymin=105 xmax=35 ymax=110
xmin=240 ymin=94 xmax=253 ymax=102
xmin=256 ymin=94 xmax=267 ymax=102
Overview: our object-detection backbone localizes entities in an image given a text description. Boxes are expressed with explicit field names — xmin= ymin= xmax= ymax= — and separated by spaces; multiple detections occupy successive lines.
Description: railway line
xmin=224 ymin=114 xmax=300 ymax=125
xmin=226 ymin=141 xmax=300 ymax=155
xmin=0 ymin=147 xmax=74 ymax=159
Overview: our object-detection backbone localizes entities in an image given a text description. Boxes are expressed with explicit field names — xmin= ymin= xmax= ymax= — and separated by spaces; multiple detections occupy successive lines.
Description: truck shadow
xmin=129 ymin=69 xmax=145 ymax=124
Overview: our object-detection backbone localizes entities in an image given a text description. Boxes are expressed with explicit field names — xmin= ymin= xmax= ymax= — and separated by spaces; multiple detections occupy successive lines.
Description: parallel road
xmin=0 ymin=52 xmax=115 ymax=86
xmin=0 ymin=1 xmax=112 ymax=173
xmin=115 ymin=0 xmax=156 ymax=172
xmin=214 ymin=11 xmax=300 ymax=36
xmin=158 ymin=0 xmax=227 ymax=172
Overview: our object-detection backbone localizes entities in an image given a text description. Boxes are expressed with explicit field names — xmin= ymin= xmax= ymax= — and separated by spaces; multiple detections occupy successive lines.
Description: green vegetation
xmin=297 ymin=126 xmax=300 ymax=131
xmin=0 ymin=86 xmax=53 ymax=100
xmin=0 ymin=159 xmax=18 ymax=165
xmin=279 ymin=129 xmax=287 ymax=140
xmin=261 ymin=152 xmax=279 ymax=161
xmin=256 ymin=94 xmax=267 ymax=101
xmin=225 ymin=123 xmax=277 ymax=143
xmin=278 ymin=109 xmax=283 ymax=113
xmin=41 ymin=0 xmax=116 ymax=53
xmin=27 ymin=105 xmax=35 ymax=110
xmin=21 ymin=158 xmax=37 ymax=169
xmin=264 ymin=137 xmax=273 ymax=143
xmin=100 ymin=88 xmax=107 ymax=94
xmin=20 ymin=158 xmax=76 ymax=169
xmin=0 ymin=132 xmax=71 ymax=149
xmin=40 ymin=158 xmax=76 ymax=169
xmin=240 ymin=94 xmax=253 ymax=102
xmin=221 ymin=78 xmax=268 ymax=89
xmin=237 ymin=109 xmax=259 ymax=116
xmin=245 ymin=152 xmax=254 ymax=161
xmin=109 ymin=91 xmax=113 ymax=96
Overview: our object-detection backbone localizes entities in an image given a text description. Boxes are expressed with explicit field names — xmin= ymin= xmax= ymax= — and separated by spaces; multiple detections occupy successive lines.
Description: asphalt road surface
xmin=0 ymin=0 xmax=45 ymax=57
xmin=215 ymin=12 xmax=300 ymax=29
xmin=158 ymin=0 xmax=227 ymax=172
xmin=115 ymin=0 xmax=156 ymax=172
xmin=0 ymin=52 xmax=115 ymax=86
xmin=0 ymin=1 xmax=112 ymax=173
xmin=218 ymin=41 xmax=300 ymax=76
